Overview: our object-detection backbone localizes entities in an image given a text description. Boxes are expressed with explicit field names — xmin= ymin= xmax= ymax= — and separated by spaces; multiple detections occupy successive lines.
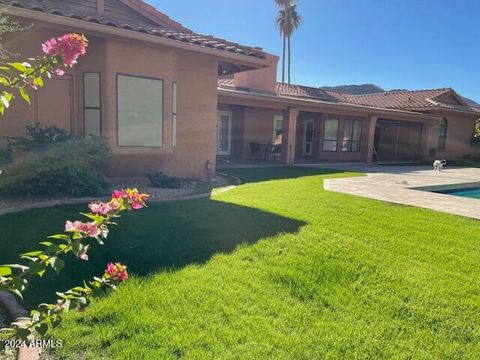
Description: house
xmin=0 ymin=0 xmax=478 ymax=179
xmin=218 ymin=67 xmax=479 ymax=165
xmin=0 ymin=0 xmax=269 ymax=177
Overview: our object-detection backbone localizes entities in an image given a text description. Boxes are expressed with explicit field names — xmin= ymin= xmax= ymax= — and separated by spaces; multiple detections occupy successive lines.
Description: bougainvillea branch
xmin=0 ymin=264 xmax=128 ymax=346
xmin=0 ymin=33 xmax=88 ymax=115
xmin=0 ymin=188 xmax=149 ymax=344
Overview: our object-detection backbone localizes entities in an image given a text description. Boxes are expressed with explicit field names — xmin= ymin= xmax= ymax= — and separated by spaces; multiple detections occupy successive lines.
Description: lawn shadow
xmin=223 ymin=166 xmax=359 ymax=185
xmin=0 ymin=198 xmax=304 ymax=308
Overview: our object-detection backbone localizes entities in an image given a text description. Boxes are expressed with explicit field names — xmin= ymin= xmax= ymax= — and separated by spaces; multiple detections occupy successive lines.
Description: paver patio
xmin=323 ymin=165 xmax=480 ymax=219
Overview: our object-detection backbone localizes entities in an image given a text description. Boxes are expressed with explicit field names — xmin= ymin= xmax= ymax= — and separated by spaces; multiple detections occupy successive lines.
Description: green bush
xmin=0 ymin=147 xmax=11 ymax=166
xmin=6 ymin=124 xmax=71 ymax=152
xmin=0 ymin=136 xmax=111 ymax=197
xmin=147 ymin=172 xmax=189 ymax=189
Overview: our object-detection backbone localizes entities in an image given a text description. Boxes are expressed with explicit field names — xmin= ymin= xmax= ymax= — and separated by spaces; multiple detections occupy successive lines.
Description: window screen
xmin=117 ymin=74 xmax=163 ymax=147
xmin=83 ymin=72 xmax=101 ymax=136
xmin=342 ymin=119 xmax=362 ymax=152
xmin=323 ymin=118 xmax=339 ymax=152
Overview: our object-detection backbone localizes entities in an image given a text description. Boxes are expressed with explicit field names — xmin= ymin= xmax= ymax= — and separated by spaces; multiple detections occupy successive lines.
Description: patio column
xmin=363 ymin=115 xmax=377 ymax=164
xmin=282 ymin=107 xmax=299 ymax=166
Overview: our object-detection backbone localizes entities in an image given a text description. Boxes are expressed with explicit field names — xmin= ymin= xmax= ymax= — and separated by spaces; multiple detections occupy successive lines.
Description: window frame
xmin=342 ymin=118 xmax=362 ymax=153
xmin=438 ymin=118 xmax=448 ymax=150
xmin=83 ymin=72 xmax=102 ymax=136
xmin=322 ymin=118 xmax=339 ymax=152
xmin=172 ymin=81 xmax=177 ymax=148
xmin=272 ymin=114 xmax=283 ymax=145
xmin=116 ymin=73 xmax=165 ymax=148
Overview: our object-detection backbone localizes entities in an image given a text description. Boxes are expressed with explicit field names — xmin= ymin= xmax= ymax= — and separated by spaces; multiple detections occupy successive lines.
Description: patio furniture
xmin=259 ymin=144 xmax=276 ymax=161
xmin=250 ymin=142 xmax=261 ymax=160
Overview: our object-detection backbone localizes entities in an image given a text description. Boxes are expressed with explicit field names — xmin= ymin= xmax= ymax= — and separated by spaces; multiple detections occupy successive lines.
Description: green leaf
xmin=1 ymin=94 xmax=10 ymax=109
xmin=9 ymin=62 xmax=27 ymax=72
xmin=19 ymin=87 xmax=30 ymax=104
xmin=51 ymin=257 xmax=65 ymax=274
xmin=34 ymin=76 xmax=44 ymax=87
xmin=21 ymin=251 xmax=42 ymax=257
xmin=35 ymin=323 xmax=48 ymax=336
xmin=28 ymin=261 xmax=47 ymax=276
xmin=0 ymin=266 xmax=12 ymax=276
xmin=16 ymin=328 xmax=31 ymax=340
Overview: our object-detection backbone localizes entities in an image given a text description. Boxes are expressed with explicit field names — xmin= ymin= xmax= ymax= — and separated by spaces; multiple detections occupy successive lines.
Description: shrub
xmin=0 ymin=136 xmax=111 ymax=197
xmin=6 ymin=124 xmax=71 ymax=152
xmin=0 ymin=147 xmax=11 ymax=166
xmin=147 ymin=172 xmax=189 ymax=189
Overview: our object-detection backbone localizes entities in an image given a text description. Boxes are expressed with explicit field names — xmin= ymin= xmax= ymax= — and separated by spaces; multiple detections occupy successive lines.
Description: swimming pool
xmin=435 ymin=187 xmax=480 ymax=199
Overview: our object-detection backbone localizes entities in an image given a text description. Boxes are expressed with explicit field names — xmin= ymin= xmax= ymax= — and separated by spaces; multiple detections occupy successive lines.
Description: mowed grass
xmin=1 ymin=167 xmax=480 ymax=359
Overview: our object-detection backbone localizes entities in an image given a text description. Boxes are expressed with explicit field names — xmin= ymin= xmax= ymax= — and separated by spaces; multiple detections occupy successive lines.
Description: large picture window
xmin=323 ymin=118 xmax=339 ymax=152
xmin=438 ymin=118 xmax=448 ymax=150
xmin=342 ymin=119 xmax=362 ymax=152
xmin=117 ymin=74 xmax=164 ymax=147
xmin=83 ymin=72 xmax=101 ymax=136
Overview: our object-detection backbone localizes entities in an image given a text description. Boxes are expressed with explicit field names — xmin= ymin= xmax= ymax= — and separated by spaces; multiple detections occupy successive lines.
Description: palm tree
xmin=275 ymin=2 xmax=302 ymax=84
xmin=274 ymin=0 xmax=291 ymax=83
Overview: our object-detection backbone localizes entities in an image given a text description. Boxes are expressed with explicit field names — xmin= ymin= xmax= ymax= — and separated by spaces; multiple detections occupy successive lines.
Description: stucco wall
xmin=436 ymin=112 xmax=479 ymax=159
xmin=103 ymin=38 xmax=218 ymax=177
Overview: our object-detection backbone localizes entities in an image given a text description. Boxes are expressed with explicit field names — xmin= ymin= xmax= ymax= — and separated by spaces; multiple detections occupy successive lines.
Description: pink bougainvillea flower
xmin=105 ymin=262 xmax=128 ymax=282
xmin=79 ymin=245 xmax=90 ymax=261
xmin=42 ymin=33 xmax=88 ymax=67
xmin=25 ymin=79 xmax=38 ymax=90
xmin=65 ymin=220 xmax=83 ymax=232
xmin=125 ymin=188 xmax=149 ymax=210
xmin=42 ymin=37 xmax=58 ymax=56
xmin=54 ymin=68 xmax=65 ymax=76
xmin=109 ymin=198 xmax=122 ymax=211
xmin=82 ymin=222 xmax=101 ymax=238
xmin=88 ymin=201 xmax=111 ymax=216
xmin=112 ymin=189 xmax=127 ymax=199
xmin=65 ymin=220 xmax=101 ymax=238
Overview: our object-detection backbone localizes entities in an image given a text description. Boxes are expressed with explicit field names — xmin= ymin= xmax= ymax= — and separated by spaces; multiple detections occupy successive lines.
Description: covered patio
xmin=217 ymin=89 xmax=442 ymax=167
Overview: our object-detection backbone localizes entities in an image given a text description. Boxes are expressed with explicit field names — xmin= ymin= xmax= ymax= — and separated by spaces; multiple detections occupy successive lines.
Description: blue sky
xmin=152 ymin=0 xmax=480 ymax=102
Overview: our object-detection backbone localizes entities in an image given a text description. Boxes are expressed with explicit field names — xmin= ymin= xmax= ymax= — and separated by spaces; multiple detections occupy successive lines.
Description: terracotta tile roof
xmin=276 ymin=83 xmax=338 ymax=101
xmin=218 ymin=78 xmax=477 ymax=113
xmin=329 ymin=88 xmax=453 ymax=109
xmin=218 ymin=78 xmax=337 ymax=102
xmin=1 ymin=0 xmax=266 ymax=59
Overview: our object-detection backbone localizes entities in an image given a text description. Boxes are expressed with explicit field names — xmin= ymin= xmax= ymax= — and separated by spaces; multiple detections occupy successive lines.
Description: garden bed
xmin=0 ymin=174 xmax=234 ymax=216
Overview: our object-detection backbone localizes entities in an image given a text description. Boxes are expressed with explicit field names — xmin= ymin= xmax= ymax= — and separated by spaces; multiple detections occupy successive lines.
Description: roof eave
xmin=403 ymin=106 xmax=480 ymax=116
xmin=7 ymin=7 xmax=270 ymax=70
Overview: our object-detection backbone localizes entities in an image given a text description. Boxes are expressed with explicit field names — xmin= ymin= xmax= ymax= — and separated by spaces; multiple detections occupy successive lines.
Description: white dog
xmin=433 ymin=159 xmax=446 ymax=171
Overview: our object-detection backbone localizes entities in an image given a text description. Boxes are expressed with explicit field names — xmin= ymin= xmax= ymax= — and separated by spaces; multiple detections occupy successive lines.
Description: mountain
xmin=321 ymin=84 xmax=479 ymax=106
xmin=321 ymin=84 xmax=385 ymax=94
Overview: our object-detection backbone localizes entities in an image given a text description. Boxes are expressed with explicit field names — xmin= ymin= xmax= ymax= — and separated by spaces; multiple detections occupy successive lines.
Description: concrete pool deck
xmin=321 ymin=165 xmax=480 ymax=220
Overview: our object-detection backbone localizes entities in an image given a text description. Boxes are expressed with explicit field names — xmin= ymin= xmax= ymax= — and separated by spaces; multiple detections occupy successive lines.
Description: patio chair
xmin=250 ymin=142 xmax=261 ymax=161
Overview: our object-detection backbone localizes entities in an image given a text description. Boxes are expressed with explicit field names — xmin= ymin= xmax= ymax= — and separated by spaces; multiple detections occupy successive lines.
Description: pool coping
xmin=323 ymin=166 xmax=480 ymax=220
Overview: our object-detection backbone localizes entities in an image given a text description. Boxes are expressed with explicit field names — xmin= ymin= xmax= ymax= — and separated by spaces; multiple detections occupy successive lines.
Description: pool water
xmin=436 ymin=187 xmax=480 ymax=199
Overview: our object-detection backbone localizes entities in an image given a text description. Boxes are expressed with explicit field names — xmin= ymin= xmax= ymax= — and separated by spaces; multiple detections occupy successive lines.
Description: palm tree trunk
xmin=282 ymin=34 xmax=286 ymax=83
xmin=288 ymin=36 xmax=291 ymax=84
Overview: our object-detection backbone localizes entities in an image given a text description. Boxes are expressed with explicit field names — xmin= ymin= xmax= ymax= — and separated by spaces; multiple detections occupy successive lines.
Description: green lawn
xmin=1 ymin=167 xmax=480 ymax=359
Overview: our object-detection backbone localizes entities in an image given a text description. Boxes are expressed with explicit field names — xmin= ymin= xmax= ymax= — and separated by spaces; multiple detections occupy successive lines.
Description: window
xmin=172 ymin=82 xmax=177 ymax=148
xmin=342 ymin=119 xmax=362 ymax=152
xmin=117 ymin=74 xmax=164 ymax=147
xmin=438 ymin=118 xmax=448 ymax=150
xmin=83 ymin=72 xmax=101 ymax=136
xmin=273 ymin=115 xmax=283 ymax=145
xmin=322 ymin=118 xmax=339 ymax=152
